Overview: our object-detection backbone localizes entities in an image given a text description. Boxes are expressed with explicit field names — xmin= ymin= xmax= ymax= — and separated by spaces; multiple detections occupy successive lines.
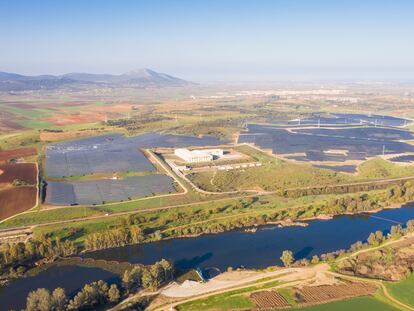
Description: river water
xmin=85 ymin=203 xmax=414 ymax=271
xmin=2 ymin=204 xmax=414 ymax=310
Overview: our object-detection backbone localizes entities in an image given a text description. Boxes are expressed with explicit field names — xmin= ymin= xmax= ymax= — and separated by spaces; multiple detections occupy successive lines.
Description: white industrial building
xmin=174 ymin=148 xmax=223 ymax=163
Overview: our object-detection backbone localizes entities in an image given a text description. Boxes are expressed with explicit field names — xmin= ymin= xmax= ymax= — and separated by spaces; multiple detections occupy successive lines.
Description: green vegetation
xmin=387 ymin=274 xmax=414 ymax=307
xmin=176 ymin=280 xmax=280 ymax=311
xmin=280 ymin=250 xmax=295 ymax=267
xmin=289 ymin=296 xmax=400 ymax=311
xmin=358 ymin=158 xmax=414 ymax=179
xmin=188 ymin=145 xmax=352 ymax=192
xmin=278 ymin=287 xmax=298 ymax=306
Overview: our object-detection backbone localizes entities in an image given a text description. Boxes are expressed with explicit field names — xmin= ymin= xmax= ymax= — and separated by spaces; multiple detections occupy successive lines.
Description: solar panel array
xmin=46 ymin=175 xmax=175 ymax=205
xmin=46 ymin=132 xmax=224 ymax=178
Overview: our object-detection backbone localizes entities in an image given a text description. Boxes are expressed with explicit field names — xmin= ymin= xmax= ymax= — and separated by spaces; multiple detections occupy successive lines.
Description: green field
xmin=176 ymin=280 xmax=280 ymax=311
xmin=387 ymin=274 xmax=414 ymax=307
xmin=188 ymin=145 xmax=414 ymax=193
xmin=290 ymin=297 xmax=400 ymax=311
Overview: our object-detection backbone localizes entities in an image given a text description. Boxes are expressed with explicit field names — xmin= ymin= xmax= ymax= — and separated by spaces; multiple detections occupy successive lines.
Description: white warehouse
xmin=174 ymin=148 xmax=223 ymax=163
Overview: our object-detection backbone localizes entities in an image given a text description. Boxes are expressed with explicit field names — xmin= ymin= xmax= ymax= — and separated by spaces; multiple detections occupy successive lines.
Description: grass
xmin=188 ymin=145 xmax=353 ymax=192
xmin=175 ymin=280 xmax=280 ymax=311
xmin=189 ymin=145 xmax=414 ymax=193
xmin=386 ymin=273 xmax=414 ymax=307
xmin=278 ymin=287 xmax=298 ymax=306
xmin=357 ymin=158 xmax=414 ymax=179
xmin=0 ymin=190 xmax=333 ymax=230
xmin=289 ymin=296 xmax=401 ymax=311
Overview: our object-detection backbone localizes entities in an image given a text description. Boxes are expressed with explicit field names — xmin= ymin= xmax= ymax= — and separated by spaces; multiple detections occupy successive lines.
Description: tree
xmin=367 ymin=232 xmax=377 ymax=246
xmin=141 ymin=269 xmax=156 ymax=289
xmin=280 ymin=250 xmax=294 ymax=267
xmin=108 ymin=284 xmax=120 ymax=303
xmin=390 ymin=224 xmax=403 ymax=238
xmin=311 ymin=255 xmax=319 ymax=265
xmin=406 ymin=219 xmax=414 ymax=233
xmin=375 ymin=230 xmax=384 ymax=244
xmin=26 ymin=288 xmax=52 ymax=311
xmin=51 ymin=287 xmax=67 ymax=311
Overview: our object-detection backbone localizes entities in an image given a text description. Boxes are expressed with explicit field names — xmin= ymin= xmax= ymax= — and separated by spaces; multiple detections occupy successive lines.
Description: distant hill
xmin=0 ymin=69 xmax=191 ymax=91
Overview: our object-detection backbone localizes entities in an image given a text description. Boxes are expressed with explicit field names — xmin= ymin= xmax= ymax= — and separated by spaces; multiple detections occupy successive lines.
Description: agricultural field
xmin=386 ymin=274 xmax=414 ymax=307
xmin=0 ymin=163 xmax=37 ymax=186
xmin=295 ymin=282 xmax=377 ymax=305
xmin=0 ymin=187 xmax=37 ymax=220
xmin=0 ymin=147 xmax=37 ymax=162
xmin=289 ymin=296 xmax=400 ymax=311
xmin=251 ymin=290 xmax=291 ymax=308
xmin=0 ymin=161 xmax=38 ymax=220
xmin=176 ymin=281 xmax=386 ymax=311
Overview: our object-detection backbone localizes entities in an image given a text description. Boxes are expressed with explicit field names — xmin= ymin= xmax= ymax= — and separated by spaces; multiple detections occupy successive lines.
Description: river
xmin=2 ymin=204 xmax=414 ymax=310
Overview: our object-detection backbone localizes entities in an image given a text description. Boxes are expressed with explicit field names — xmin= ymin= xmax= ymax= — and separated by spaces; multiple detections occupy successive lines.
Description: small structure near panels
xmin=174 ymin=148 xmax=224 ymax=163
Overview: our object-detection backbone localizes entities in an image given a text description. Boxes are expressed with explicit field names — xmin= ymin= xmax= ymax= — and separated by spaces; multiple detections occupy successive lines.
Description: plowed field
xmin=0 ymin=187 xmax=37 ymax=220
xmin=251 ymin=291 xmax=290 ymax=309
xmin=297 ymin=282 xmax=377 ymax=305
xmin=0 ymin=163 xmax=37 ymax=185
xmin=0 ymin=147 xmax=37 ymax=161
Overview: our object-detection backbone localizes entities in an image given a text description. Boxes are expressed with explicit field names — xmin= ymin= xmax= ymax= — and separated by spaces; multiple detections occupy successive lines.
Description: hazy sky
xmin=1 ymin=0 xmax=413 ymax=81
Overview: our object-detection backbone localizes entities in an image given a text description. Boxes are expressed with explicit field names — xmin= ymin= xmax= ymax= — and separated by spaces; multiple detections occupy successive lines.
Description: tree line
xmin=282 ymin=178 xmax=414 ymax=198
xmin=1 ymin=236 xmax=76 ymax=275
xmin=79 ymin=182 xmax=414 ymax=254
xmin=24 ymin=259 xmax=173 ymax=311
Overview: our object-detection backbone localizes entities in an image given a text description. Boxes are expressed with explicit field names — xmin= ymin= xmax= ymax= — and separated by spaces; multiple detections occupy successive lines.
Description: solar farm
xmin=46 ymin=175 xmax=175 ymax=205
xmin=44 ymin=132 xmax=224 ymax=205
xmin=239 ymin=123 xmax=414 ymax=163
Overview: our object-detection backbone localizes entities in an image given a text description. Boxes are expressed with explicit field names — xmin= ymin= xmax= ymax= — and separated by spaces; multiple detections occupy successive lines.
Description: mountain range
xmin=0 ymin=69 xmax=191 ymax=91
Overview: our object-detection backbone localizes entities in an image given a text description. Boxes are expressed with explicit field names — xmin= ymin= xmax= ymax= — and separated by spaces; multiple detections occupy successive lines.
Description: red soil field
xmin=47 ymin=112 xmax=105 ymax=125
xmin=0 ymin=187 xmax=37 ymax=220
xmin=40 ymin=129 xmax=105 ymax=142
xmin=9 ymin=103 xmax=36 ymax=109
xmin=0 ymin=119 xmax=26 ymax=131
xmin=0 ymin=147 xmax=37 ymax=161
xmin=0 ymin=163 xmax=37 ymax=185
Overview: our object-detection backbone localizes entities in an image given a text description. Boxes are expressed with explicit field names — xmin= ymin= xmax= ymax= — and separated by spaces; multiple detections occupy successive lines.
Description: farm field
xmin=295 ymin=282 xmax=377 ymax=305
xmin=0 ymin=147 xmax=37 ymax=161
xmin=0 ymin=162 xmax=38 ymax=220
xmin=386 ymin=274 xmax=414 ymax=307
xmin=0 ymin=187 xmax=37 ymax=220
xmin=0 ymin=163 xmax=37 ymax=186
xmin=289 ymin=296 xmax=400 ymax=311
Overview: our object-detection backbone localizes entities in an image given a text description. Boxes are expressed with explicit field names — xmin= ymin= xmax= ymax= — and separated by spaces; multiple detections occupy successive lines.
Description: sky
xmin=0 ymin=0 xmax=413 ymax=81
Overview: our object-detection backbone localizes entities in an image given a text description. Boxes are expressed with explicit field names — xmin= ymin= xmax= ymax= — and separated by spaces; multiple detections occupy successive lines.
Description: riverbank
xmin=79 ymin=199 xmax=412 ymax=257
